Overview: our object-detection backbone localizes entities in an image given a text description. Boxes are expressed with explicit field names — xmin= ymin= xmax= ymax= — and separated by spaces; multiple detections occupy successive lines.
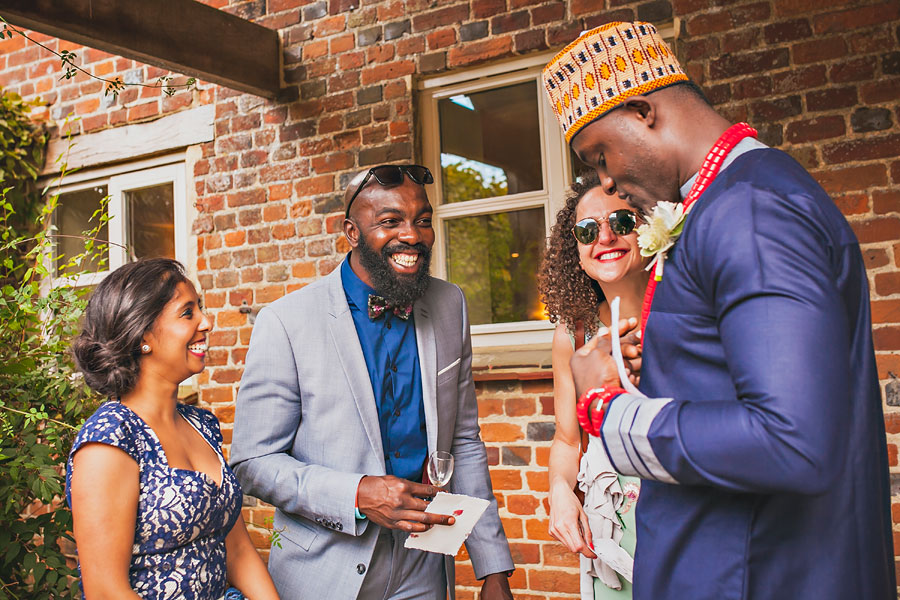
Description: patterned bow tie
xmin=367 ymin=294 xmax=413 ymax=321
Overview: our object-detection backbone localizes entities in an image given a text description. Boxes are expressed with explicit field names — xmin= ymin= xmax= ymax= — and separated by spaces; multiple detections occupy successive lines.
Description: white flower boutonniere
xmin=636 ymin=201 xmax=686 ymax=281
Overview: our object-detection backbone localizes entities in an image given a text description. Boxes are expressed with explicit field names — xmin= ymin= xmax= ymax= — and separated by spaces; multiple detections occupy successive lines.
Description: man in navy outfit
xmin=543 ymin=21 xmax=895 ymax=600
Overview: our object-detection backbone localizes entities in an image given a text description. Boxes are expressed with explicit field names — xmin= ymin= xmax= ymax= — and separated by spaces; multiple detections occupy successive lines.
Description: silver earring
xmin=141 ymin=344 xmax=151 ymax=354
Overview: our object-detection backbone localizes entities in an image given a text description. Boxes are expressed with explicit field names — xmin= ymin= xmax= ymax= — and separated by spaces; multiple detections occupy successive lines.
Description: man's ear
xmin=343 ymin=218 xmax=360 ymax=248
xmin=621 ymin=96 xmax=656 ymax=127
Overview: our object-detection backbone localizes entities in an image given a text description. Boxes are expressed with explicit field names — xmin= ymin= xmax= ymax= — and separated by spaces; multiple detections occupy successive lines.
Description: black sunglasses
xmin=571 ymin=210 xmax=640 ymax=244
xmin=345 ymin=164 xmax=434 ymax=216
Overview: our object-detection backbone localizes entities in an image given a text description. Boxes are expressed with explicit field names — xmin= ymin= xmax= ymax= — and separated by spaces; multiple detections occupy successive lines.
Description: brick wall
xmin=3 ymin=0 xmax=899 ymax=597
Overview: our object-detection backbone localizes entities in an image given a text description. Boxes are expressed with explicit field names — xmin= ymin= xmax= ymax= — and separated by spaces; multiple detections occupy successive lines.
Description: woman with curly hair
xmin=537 ymin=172 xmax=650 ymax=599
xmin=66 ymin=258 xmax=279 ymax=600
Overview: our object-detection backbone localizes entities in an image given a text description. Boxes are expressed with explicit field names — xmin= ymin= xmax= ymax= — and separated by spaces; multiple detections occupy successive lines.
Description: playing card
xmin=403 ymin=492 xmax=489 ymax=555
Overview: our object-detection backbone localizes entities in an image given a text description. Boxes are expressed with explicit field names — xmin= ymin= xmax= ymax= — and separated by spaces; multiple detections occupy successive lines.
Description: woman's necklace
xmin=639 ymin=122 xmax=758 ymax=337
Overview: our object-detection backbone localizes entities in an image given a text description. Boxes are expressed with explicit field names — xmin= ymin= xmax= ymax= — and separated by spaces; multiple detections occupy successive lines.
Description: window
xmin=419 ymin=53 xmax=575 ymax=347
xmin=48 ymin=156 xmax=189 ymax=287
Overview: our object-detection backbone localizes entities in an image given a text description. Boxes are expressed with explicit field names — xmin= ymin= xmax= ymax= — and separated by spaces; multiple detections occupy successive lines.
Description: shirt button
xmin=357 ymin=563 xmax=366 ymax=575
xmin=386 ymin=322 xmax=392 ymax=329
xmin=394 ymin=450 xmax=401 ymax=458
xmin=393 ymin=409 xmax=401 ymax=417
xmin=391 ymin=364 xmax=398 ymax=372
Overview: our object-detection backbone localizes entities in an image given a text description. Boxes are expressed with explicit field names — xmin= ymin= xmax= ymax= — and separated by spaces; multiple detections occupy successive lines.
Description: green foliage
xmin=440 ymin=161 xmax=507 ymax=204
xmin=0 ymin=94 xmax=103 ymax=599
xmin=0 ymin=91 xmax=48 ymax=250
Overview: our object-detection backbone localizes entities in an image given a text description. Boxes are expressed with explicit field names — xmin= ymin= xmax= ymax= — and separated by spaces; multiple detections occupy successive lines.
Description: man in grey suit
xmin=230 ymin=164 xmax=515 ymax=599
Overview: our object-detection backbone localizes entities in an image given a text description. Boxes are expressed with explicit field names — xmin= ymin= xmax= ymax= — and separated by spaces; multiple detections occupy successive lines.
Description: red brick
xmin=792 ymin=37 xmax=847 ymax=64
xmin=427 ymin=28 xmax=456 ymax=50
xmin=830 ymin=56 xmax=878 ymax=84
xmin=522 ymin=379 xmax=553 ymax=394
xmin=786 ymin=116 xmax=845 ymax=144
xmin=852 ymin=216 xmax=900 ymax=244
xmin=806 ymin=86 xmax=858 ymax=112
xmin=535 ymin=446 xmax=550 ymax=467
xmin=490 ymin=469 xmax=523 ymax=490
xmin=212 ymin=368 xmax=242 ymax=384
xmin=217 ymin=310 xmax=248 ymax=328
xmin=888 ymin=443 xmax=898 ymax=466
xmin=710 ymin=48 xmax=790 ymax=79
xmin=478 ymin=398 xmax=503 ymax=418
xmin=508 ymin=542 xmax=540 ymax=564
xmin=860 ymin=77 xmax=900 ymax=105
xmin=412 ymin=5 xmax=469 ymax=32
xmin=874 ymin=190 xmax=900 ymax=215
xmin=872 ymin=300 xmax=900 ymax=325
xmin=773 ymin=0 xmax=852 ymax=16
xmin=505 ymin=397 xmax=535 ymax=417
xmin=360 ymin=59 xmax=416 ymax=85
xmin=528 ymin=568 xmax=581 ymax=593
xmin=877 ymin=354 xmax=900 ymax=379
xmin=224 ymin=231 xmax=246 ymax=247
xmin=526 ymin=470 xmax=549 ymax=492
xmin=292 ymin=261 xmax=317 ymax=279
xmin=813 ymin=164 xmax=887 ymax=195
xmin=543 ymin=541 xmax=581 ymax=567
xmin=524 ymin=518 xmax=554 ymax=541
xmin=127 ymin=101 xmax=159 ymax=121
xmin=491 ymin=10 xmax=529 ymax=34
xmin=314 ymin=14 xmax=346 ymax=37
xmin=263 ymin=204 xmax=287 ymax=222
xmin=447 ymin=36 xmax=513 ymax=68
xmin=813 ymin=3 xmax=900 ymax=34
xmin=833 ymin=193 xmax=869 ymax=216
xmin=507 ymin=494 xmax=540 ymax=515
xmin=863 ymin=248 xmax=890 ymax=269
xmin=256 ymin=285 xmax=286 ymax=304
xmin=875 ymin=272 xmax=900 ymax=297
xmin=825 ymin=135 xmax=900 ymax=165
xmin=311 ymin=152 xmax=353 ymax=174
xmin=514 ymin=29 xmax=548 ymax=53
xmin=686 ymin=11 xmax=732 ymax=35
xmin=202 ymin=387 xmax=233 ymax=404
xmin=481 ymin=422 xmax=524 ymax=442
xmin=473 ymin=0 xmax=506 ymax=18
xmin=875 ymin=326 xmax=900 ymax=351
xmin=721 ymin=28 xmax=762 ymax=54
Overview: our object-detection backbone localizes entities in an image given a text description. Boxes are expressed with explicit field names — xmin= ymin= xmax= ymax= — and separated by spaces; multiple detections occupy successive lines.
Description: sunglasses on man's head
xmin=571 ymin=210 xmax=640 ymax=245
xmin=345 ymin=164 xmax=435 ymax=216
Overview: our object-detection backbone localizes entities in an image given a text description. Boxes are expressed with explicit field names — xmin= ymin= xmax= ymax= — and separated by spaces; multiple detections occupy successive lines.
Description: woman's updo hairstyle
xmin=72 ymin=258 xmax=190 ymax=398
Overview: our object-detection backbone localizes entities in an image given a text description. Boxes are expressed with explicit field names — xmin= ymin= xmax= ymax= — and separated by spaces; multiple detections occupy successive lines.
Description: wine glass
xmin=427 ymin=450 xmax=454 ymax=489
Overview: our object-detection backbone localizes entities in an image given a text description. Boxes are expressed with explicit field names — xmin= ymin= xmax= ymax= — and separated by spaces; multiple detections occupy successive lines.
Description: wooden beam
xmin=1 ymin=0 xmax=285 ymax=99
xmin=41 ymin=105 xmax=215 ymax=174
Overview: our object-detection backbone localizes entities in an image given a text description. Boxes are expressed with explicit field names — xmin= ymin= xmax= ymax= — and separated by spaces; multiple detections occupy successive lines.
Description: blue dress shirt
xmin=341 ymin=258 xmax=428 ymax=482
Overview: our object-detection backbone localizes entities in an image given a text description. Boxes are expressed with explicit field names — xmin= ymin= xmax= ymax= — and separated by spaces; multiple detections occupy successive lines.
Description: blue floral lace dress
xmin=65 ymin=401 xmax=243 ymax=599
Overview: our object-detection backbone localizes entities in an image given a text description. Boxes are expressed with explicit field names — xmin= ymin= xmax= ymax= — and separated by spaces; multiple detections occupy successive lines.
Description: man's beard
xmin=355 ymin=235 xmax=432 ymax=306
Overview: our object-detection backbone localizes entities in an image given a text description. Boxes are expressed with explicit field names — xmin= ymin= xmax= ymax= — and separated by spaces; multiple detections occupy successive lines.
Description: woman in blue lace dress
xmin=66 ymin=258 xmax=279 ymax=600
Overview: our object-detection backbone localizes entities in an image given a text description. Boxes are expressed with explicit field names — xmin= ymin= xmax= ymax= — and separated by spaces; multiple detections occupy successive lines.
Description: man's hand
xmin=480 ymin=572 xmax=514 ymax=600
xmin=356 ymin=475 xmax=454 ymax=532
xmin=570 ymin=318 xmax=639 ymax=398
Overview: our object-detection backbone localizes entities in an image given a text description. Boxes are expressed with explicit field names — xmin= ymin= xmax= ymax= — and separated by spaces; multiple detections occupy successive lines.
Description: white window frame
xmin=45 ymin=153 xmax=189 ymax=288
xmin=419 ymin=52 xmax=576 ymax=348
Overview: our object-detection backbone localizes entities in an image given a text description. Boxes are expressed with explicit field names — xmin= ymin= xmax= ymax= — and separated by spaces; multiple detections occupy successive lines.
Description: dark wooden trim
xmin=1 ymin=0 xmax=284 ymax=99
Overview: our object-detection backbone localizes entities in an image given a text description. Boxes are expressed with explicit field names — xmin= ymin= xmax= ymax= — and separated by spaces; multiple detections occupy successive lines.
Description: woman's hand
xmin=549 ymin=483 xmax=597 ymax=559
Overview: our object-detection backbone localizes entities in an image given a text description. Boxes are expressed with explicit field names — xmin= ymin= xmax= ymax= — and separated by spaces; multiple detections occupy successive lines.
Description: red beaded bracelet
xmin=576 ymin=386 xmax=625 ymax=437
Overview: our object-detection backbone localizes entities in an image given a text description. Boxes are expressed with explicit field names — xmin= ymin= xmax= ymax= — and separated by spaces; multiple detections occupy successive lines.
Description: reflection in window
xmin=438 ymin=82 xmax=543 ymax=203
xmin=445 ymin=208 xmax=547 ymax=325
xmin=55 ymin=186 xmax=109 ymax=273
xmin=126 ymin=184 xmax=175 ymax=261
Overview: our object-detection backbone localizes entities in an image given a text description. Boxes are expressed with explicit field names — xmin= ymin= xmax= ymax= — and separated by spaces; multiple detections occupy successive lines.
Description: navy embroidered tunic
xmin=341 ymin=257 xmax=428 ymax=481
xmin=66 ymin=401 xmax=242 ymax=599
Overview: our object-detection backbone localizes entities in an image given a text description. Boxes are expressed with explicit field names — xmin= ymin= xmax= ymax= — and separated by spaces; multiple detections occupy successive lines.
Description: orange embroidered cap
xmin=542 ymin=22 xmax=687 ymax=144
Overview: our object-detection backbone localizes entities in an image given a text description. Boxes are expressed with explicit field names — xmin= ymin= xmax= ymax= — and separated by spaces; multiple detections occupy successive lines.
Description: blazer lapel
xmin=415 ymin=295 xmax=439 ymax=455
xmin=325 ymin=267 xmax=385 ymax=466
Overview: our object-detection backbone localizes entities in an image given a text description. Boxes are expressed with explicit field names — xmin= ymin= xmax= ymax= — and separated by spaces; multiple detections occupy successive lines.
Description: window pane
xmin=126 ymin=183 xmax=175 ymax=261
xmin=438 ymin=82 xmax=543 ymax=203
xmin=55 ymin=186 xmax=109 ymax=273
xmin=445 ymin=208 xmax=547 ymax=325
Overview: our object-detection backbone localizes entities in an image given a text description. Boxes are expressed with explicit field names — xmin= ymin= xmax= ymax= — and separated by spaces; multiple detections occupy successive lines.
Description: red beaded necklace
xmin=639 ymin=122 xmax=758 ymax=337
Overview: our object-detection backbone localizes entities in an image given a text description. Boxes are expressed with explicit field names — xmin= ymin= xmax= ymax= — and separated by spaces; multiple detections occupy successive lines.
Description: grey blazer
xmin=230 ymin=263 xmax=514 ymax=599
